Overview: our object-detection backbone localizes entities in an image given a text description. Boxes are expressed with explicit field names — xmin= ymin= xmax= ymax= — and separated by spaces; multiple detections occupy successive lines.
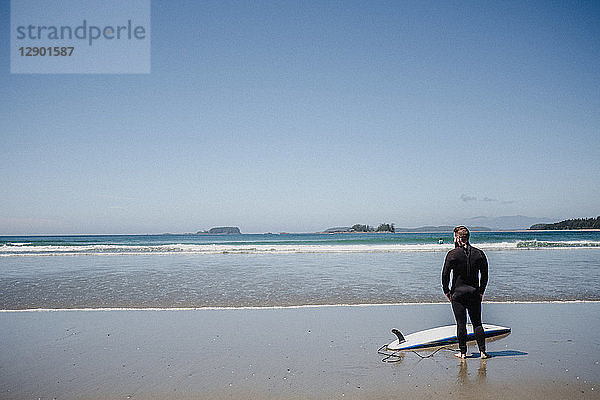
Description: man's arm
xmin=442 ymin=252 xmax=452 ymax=299
xmin=479 ymin=251 xmax=488 ymax=297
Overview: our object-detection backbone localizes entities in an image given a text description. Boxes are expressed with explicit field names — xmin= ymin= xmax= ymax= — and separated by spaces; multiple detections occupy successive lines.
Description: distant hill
xmin=530 ymin=217 xmax=600 ymax=230
xmin=395 ymin=226 xmax=492 ymax=232
xmin=322 ymin=217 xmax=551 ymax=232
xmin=196 ymin=227 xmax=241 ymax=234
xmin=462 ymin=215 xmax=552 ymax=230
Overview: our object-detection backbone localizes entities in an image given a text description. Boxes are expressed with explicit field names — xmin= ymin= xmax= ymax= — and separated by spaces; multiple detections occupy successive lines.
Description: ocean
xmin=1 ymin=231 xmax=599 ymax=309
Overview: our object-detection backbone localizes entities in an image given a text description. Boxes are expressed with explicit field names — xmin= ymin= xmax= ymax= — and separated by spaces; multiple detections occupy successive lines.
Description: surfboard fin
xmin=391 ymin=329 xmax=405 ymax=344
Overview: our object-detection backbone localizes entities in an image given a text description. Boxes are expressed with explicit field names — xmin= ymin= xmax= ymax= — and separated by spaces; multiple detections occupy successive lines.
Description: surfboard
xmin=383 ymin=323 xmax=511 ymax=351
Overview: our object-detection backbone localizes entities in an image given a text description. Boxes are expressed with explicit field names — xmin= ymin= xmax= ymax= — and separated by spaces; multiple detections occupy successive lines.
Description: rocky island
xmin=323 ymin=224 xmax=396 ymax=233
xmin=322 ymin=224 xmax=493 ymax=233
xmin=196 ymin=227 xmax=241 ymax=234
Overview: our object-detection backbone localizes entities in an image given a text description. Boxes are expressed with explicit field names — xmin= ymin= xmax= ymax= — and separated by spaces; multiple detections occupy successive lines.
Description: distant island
xmin=529 ymin=216 xmax=600 ymax=230
xmin=322 ymin=224 xmax=492 ymax=233
xmin=324 ymin=223 xmax=396 ymax=233
xmin=196 ymin=227 xmax=241 ymax=234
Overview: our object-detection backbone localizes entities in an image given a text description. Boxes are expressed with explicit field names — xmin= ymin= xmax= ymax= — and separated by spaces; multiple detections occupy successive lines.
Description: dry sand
xmin=1 ymin=303 xmax=598 ymax=399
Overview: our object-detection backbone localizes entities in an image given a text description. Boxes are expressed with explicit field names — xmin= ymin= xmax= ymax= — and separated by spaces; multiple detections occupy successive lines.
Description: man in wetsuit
xmin=442 ymin=226 xmax=490 ymax=359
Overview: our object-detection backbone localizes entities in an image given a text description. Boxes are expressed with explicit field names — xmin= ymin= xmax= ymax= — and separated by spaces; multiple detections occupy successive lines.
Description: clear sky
xmin=1 ymin=1 xmax=599 ymax=234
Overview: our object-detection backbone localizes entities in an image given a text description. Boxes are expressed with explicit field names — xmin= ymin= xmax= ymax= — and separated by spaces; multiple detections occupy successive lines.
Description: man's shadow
xmin=472 ymin=350 xmax=528 ymax=358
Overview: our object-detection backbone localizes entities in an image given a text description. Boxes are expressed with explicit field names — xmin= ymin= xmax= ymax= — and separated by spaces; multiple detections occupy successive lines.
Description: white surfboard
xmin=384 ymin=323 xmax=511 ymax=351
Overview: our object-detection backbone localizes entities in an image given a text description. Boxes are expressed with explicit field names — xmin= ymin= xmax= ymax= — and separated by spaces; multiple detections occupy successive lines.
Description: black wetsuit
xmin=442 ymin=244 xmax=488 ymax=354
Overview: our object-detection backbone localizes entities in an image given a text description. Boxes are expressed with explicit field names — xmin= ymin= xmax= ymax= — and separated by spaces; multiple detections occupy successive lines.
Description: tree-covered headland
xmin=530 ymin=216 xmax=600 ymax=230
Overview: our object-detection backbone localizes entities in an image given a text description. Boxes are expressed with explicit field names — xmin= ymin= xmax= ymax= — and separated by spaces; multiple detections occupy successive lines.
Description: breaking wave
xmin=1 ymin=240 xmax=599 ymax=256
xmin=516 ymin=240 xmax=600 ymax=248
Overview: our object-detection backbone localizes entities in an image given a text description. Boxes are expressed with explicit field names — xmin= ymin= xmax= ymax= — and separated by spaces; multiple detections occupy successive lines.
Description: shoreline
xmin=2 ymin=299 xmax=600 ymax=312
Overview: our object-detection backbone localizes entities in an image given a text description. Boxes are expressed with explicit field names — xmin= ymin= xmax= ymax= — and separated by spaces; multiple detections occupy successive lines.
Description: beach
xmin=2 ymin=232 xmax=599 ymax=398
xmin=1 ymin=302 xmax=598 ymax=399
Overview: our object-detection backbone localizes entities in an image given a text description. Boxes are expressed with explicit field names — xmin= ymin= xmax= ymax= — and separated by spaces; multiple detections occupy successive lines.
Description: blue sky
xmin=1 ymin=1 xmax=599 ymax=234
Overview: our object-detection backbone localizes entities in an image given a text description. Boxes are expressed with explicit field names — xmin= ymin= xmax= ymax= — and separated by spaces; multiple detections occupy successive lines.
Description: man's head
xmin=454 ymin=226 xmax=470 ymax=247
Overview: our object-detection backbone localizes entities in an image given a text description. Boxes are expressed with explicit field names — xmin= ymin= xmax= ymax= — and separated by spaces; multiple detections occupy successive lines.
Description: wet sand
xmin=1 ymin=303 xmax=598 ymax=399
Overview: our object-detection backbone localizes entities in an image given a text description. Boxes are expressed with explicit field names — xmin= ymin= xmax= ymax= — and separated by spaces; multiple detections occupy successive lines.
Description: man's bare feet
xmin=480 ymin=351 xmax=491 ymax=359
xmin=455 ymin=352 xmax=466 ymax=359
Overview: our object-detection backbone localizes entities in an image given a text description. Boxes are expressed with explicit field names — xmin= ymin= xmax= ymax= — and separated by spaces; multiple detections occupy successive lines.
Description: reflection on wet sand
xmin=457 ymin=359 xmax=487 ymax=387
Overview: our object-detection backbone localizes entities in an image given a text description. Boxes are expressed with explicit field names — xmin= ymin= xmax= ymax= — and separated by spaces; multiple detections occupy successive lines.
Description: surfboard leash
xmin=410 ymin=347 xmax=453 ymax=359
xmin=378 ymin=345 xmax=456 ymax=362
xmin=378 ymin=345 xmax=403 ymax=363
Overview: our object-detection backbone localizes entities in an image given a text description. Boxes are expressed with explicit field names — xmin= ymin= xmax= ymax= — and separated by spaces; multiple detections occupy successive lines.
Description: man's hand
xmin=445 ymin=292 xmax=451 ymax=302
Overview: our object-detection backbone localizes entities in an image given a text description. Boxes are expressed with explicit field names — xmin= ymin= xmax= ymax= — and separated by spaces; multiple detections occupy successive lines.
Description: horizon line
xmin=2 ymin=229 xmax=573 ymax=237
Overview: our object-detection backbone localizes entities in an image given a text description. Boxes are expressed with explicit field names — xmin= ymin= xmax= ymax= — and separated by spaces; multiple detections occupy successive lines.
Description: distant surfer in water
xmin=442 ymin=226 xmax=490 ymax=359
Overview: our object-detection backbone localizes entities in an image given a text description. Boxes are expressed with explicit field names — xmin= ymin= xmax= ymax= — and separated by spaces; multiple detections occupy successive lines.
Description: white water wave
xmin=1 ymin=240 xmax=599 ymax=256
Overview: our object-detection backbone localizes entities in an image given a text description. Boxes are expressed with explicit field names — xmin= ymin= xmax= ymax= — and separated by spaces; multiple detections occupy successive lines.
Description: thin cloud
xmin=461 ymin=194 xmax=515 ymax=204
xmin=460 ymin=194 xmax=477 ymax=202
